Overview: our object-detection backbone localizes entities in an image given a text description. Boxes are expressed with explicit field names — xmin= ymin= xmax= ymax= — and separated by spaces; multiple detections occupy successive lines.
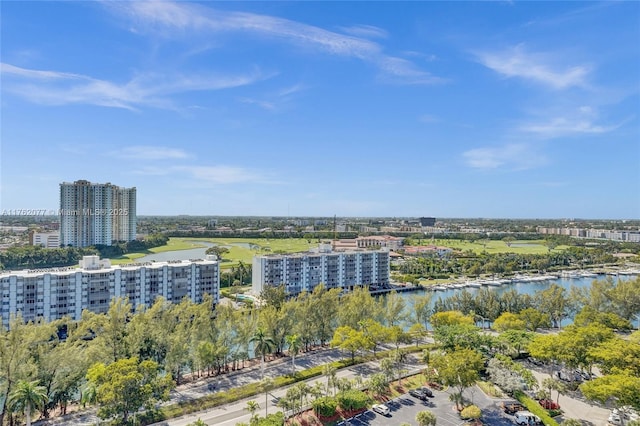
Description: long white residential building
xmin=252 ymin=248 xmax=390 ymax=296
xmin=1 ymin=255 xmax=219 ymax=325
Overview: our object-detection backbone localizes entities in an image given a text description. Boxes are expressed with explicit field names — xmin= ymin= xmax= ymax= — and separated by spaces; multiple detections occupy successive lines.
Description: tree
xmin=589 ymin=337 xmax=640 ymax=376
xmin=430 ymin=348 xmax=483 ymax=410
xmin=323 ymin=364 xmax=337 ymax=396
xmin=542 ymin=377 xmax=567 ymax=405
xmin=260 ymin=378 xmax=274 ymax=417
xmin=86 ymin=357 xmax=173 ymax=424
xmin=250 ymin=327 xmax=276 ymax=378
xmin=493 ymin=312 xmax=526 ymax=332
xmin=518 ymin=307 xmax=551 ymax=331
xmin=408 ymin=323 xmax=427 ymax=346
xmin=460 ymin=404 xmax=481 ymax=420
xmin=7 ymin=380 xmax=48 ymax=426
xmin=367 ymin=373 xmax=388 ymax=398
xmin=285 ymin=334 xmax=302 ymax=375
xmin=245 ymin=400 xmax=260 ymax=424
xmin=581 ymin=373 xmax=640 ymax=413
xmin=430 ymin=310 xmax=474 ymax=328
xmin=536 ymin=284 xmax=572 ymax=329
xmin=330 ymin=326 xmax=372 ymax=362
xmin=411 ymin=293 xmax=434 ymax=331
xmin=498 ymin=329 xmax=535 ymax=356
xmin=260 ymin=284 xmax=287 ymax=310
xmin=415 ymin=409 xmax=437 ymax=426
xmin=205 ymin=245 xmax=229 ymax=259
xmin=358 ymin=319 xmax=389 ymax=357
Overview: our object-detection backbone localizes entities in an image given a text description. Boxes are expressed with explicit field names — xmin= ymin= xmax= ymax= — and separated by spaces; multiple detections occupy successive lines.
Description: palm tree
xmin=323 ymin=364 xmax=337 ymax=396
xmin=8 ymin=380 xmax=48 ymax=426
xmin=416 ymin=409 xmax=437 ymax=426
xmin=250 ymin=327 xmax=275 ymax=378
xmin=80 ymin=382 xmax=97 ymax=408
xmin=260 ymin=378 xmax=274 ymax=417
xmin=245 ymin=400 xmax=260 ymax=424
xmin=285 ymin=334 xmax=302 ymax=375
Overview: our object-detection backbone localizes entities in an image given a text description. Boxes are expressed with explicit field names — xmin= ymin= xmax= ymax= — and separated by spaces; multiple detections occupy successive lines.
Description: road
xmin=154 ymin=351 xmax=425 ymax=426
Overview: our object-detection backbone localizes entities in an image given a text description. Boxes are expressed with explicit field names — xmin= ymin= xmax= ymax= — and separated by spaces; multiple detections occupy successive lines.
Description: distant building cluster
xmin=1 ymin=255 xmax=219 ymax=325
xmin=331 ymin=235 xmax=404 ymax=251
xmin=252 ymin=247 xmax=390 ymax=296
xmin=537 ymin=227 xmax=640 ymax=243
xmin=59 ymin=180 xmax=137 ymax=247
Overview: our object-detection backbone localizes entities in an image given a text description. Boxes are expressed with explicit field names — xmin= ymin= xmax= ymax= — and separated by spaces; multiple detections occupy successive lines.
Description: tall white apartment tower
xmin=59 ymin=180 xmax=137 ymax=247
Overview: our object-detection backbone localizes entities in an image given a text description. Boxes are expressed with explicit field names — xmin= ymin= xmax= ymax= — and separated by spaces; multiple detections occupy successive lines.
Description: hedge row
xmin=514 ymin=391 xmax=559 ymax=426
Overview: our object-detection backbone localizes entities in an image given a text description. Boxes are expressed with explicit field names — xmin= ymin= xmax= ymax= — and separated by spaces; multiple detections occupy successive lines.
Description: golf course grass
xmin=423 ymin=238 xmax=568 ymax=255
xmin=109 ymin=237 xmax=319 ymax=267
xmin=108 ymin=237 xmax=568 ymax=267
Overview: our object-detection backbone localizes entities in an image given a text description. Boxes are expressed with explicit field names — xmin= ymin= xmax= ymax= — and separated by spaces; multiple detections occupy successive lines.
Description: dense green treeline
xmin=0 ymin=234 xmax=168 ymax=270
xmin=1 ymin=277 xmax=639 ymax=425
xmin=396 ymin=246 xmax=622 ymax=280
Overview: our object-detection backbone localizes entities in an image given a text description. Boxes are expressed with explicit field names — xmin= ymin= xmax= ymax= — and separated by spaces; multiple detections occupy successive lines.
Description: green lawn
xmin=423 ymin=238 xmax=567 ymax=255
xmin=109 ymin=237 xmax=318 ymax=267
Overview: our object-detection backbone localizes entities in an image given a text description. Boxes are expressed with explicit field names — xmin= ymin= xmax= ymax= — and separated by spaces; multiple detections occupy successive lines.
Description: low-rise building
xmin=1 ymin=255 xmax=219 ymax=325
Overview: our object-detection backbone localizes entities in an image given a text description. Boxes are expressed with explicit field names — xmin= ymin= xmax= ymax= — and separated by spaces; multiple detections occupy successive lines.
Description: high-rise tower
xmin=59 ymin=180 xmax=136 ymax=247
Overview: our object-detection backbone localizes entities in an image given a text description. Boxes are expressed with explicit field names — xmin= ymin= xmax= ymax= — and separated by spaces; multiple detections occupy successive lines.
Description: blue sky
xmin=1 ymin=1 xmax=639 ymax=219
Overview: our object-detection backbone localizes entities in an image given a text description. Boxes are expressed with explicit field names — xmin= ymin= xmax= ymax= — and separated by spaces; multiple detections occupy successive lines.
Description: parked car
xmin=419 ymin=386 xmax=434 ymax=397
xmin=514 ymin=411 xmax=542 ymax=425
xmin=538 ymin=399 xmax=560 ymax=410
xmin=372 ymin=404 xmax=390 ymax=416
xmin=502 ymin=402 xmax=526 ymax=415
xmin=409 ymin=389 xmax=428 ymax=400
xmin=555 ymin=370 xmax=583 ymax=383
xmin=608 ymin=412 xmax=623 ymax=426
xmin=611 ymin=407 xmax=640 ymax=422
xmin=207 ymin=383 xmax=216 ymax=391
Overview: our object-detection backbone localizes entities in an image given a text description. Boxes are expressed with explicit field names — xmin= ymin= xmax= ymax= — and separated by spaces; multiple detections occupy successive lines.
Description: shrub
xmin=460 ymin=405 xmax=481 ymax=420
xmin=337 ymin=389 xmax=370 ymax=411
xmin=312 ymin=396 xmax=338 ymax=417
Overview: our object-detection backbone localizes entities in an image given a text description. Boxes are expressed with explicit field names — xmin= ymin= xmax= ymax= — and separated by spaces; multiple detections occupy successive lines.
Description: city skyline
xmin=1 ymin=2 xmax=639 ymax=219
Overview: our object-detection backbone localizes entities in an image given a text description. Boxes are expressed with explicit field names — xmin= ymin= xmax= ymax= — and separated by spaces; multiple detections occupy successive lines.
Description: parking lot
xmin=337 ymin=386 xmax=518 ymax=426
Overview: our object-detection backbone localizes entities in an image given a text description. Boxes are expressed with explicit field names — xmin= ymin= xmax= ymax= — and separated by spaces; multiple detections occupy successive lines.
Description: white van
xmin=514 ymin=411 xmax=542 ymax=425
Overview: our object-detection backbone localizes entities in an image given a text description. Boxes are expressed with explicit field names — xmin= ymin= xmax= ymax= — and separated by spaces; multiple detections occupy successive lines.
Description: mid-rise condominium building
xmin=29 ymin=231 xmax=61 ymax=248
xmin=252 ymin=247 xmax=390 ymax=296
xmin=59 ymin=180 xmax=137 ymax=247
xmin=0 ymin=255 xmax=219 ymax=325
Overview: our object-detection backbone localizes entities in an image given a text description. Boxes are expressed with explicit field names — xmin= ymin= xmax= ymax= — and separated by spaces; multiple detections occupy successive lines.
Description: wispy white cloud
xmin=133 ymin=164 xmax=278 ymax=185
xmin=463 ymin=143 xmax=547 ymax=170
xmin=339 ymin=24 xmax=388 ymax=39
xmin=1 ymin=63 xmax=267 ymax=110
xmin=238 ymin=83 xmax=307 ymax=111
xmin=521 ymin=117 xmax=618 ymax=137
xmin=111 ymin=146 xmax=190 ymax=160
xmin=475 ymin=44 xmax=590 ymax=89
xmin=238 ymin=97 xmax=276 ymax=111
xmin=175 ymin=165 xmax=277 ymax=184
xmin=419 ymin=114 xmax=440 ymax=123
xmin=108 ymin=1 xmax=442 ymax=85
xmin=519 ymin=106 xmax=623 ymax=138
xmin=376 ymin=57 xmax=445 ymax=85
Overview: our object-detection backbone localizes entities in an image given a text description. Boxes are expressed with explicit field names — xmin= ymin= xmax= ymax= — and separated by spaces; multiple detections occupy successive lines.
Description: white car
xmin=514 ymin=411 xmax=541 ymax=425
xmin=372 ymin=404 xmax=390 ymax=416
